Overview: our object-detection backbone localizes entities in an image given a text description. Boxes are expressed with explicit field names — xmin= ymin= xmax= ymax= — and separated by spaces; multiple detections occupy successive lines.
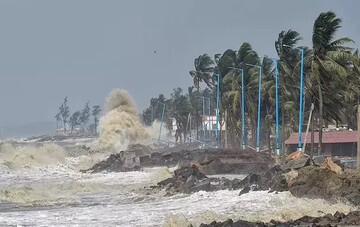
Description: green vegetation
xmin=142 ymin=11 xmax=360 ymax=153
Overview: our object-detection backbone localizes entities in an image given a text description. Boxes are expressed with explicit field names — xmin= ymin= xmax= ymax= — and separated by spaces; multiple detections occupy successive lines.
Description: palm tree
xmin=169 ymin=89 xmax=192 ymax=143
xmin=219 ymin=43 xmax=260 ymax=147
xmin=340 ymin=50 xmax=360 ymax=130
xmin=189 ymin=54 xmax=214 ymax=139
xmin=308 ymin=11 xmax=354 ymax=153
xmin=275 ymin=30 xmax=303 ymax=149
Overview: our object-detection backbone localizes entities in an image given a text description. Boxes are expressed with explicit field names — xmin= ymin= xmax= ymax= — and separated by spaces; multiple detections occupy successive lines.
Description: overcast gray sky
xmin=0 ymin=0 xmax=359 ymax=127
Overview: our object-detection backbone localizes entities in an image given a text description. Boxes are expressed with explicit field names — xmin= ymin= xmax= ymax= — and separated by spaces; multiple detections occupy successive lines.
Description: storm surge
xmin=0 ymin=143 xmax=67 ymax=169
xmin=92 ymin=89 xmax=162 ymax=152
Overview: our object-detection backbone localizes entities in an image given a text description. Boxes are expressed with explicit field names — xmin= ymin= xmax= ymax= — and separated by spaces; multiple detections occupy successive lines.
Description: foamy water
xmin=0 ymin=141 xmax=355 ymax=226
xmin=0 ymin=163 xmax=355 ymax=226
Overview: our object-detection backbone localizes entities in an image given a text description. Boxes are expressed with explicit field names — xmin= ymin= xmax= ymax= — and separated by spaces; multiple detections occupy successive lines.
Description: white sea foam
xmin=0 ymin=143 xmax=67 ymax=169
xmin=0 ymin=188 xmax=354 ymax=226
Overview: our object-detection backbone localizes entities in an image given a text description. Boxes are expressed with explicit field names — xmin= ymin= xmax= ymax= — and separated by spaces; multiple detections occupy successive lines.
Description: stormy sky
xmin=0 ymin=0 xmax=359 ymax=127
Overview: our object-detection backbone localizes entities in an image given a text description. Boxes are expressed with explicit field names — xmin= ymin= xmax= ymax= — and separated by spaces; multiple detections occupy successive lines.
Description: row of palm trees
xmin=188 ymin=11 xmax=360 ymax=153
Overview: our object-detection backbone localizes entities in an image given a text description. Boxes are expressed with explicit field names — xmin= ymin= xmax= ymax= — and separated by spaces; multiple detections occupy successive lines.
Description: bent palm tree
xmin=189 ymin=54 xmax=214 ymax=139
xmin=308 ymin=11 xmax=354 ymax=153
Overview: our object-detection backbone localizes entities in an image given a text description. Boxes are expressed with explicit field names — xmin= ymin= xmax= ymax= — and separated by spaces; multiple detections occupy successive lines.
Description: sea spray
xmin=0 ymin=143 xmax=67 ymax=169
xmin=92 ymin=89 xmax=169 ymax=151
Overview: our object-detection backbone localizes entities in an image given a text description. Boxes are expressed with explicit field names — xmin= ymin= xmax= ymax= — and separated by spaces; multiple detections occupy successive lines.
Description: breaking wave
xmin=92 ymin=89 xmax=167 ymax=152
xmin=162 ymin=190 xmax=355 ymax=226
xmin=0 ymin=143 xmax=67 ymax=169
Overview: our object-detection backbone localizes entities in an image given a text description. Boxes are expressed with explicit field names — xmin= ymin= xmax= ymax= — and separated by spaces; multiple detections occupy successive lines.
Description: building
xmin=202 ymin=115 xmax=226 ymax=131
xmin=285 ymin=131 xmax=357 ymax=157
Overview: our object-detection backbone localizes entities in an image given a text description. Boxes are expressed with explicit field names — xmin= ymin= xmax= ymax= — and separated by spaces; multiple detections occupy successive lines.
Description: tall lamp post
xmin=283 ymin=44 xmax=305 ymax=152
xmin=268 ymin=58 xmax=280 ymax=155
xmin=215 ymin=73 xmax=220 ymax=148
xmin=245 ymin=62 xmax=263 ymax=152
xmin=229 ymin=67 xmax=246 ymax=150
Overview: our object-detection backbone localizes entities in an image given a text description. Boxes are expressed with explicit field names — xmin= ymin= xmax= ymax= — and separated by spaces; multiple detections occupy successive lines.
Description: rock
xmin=321 ymin=157 xmax=343 ymax=174
xmin=83 ymin=147 xmax=275 ymax=175
xmin=312 ymin=155 xmax=327 ymax=166
xmin=239 ymin=186 xmax=250 ymax=196
xmin=281 ymin=155 xmax=311 ymax=171
xmin=157 ymin=177 xmax=177 ymax=187
xmin=191 ymin=180 xmax=211 ymax=192
xmin=198 ymin=157 xmax=225 ymax=175
xmin=200 ymin=211 xmax=360 ymax=226
xmin=238 ymin=173 xmax=261 ymax=188
xmin=174 ymin=165 xmax=207 ymax=181
xmin=283 ymin=170 xmax=298 ymax=187
xmin=345 ymin=193 xmax=360 ymax=206
xmin=186 ymin=175 xmax=197 ymax=184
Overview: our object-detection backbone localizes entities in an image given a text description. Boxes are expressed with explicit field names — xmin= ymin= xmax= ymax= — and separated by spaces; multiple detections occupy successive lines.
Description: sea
xmin=0 ymin=139 xmax=354 ymax=227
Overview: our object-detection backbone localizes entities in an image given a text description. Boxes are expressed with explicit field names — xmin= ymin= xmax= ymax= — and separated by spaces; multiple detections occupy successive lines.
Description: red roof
xmin=285 ymin=131 xmax=358 ymax=145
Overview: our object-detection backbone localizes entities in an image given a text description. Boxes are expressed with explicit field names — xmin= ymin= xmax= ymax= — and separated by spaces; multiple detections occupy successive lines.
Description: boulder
xmin=174 ymin=165 xmax=207 ymax=181
xmin=191 ymin=180 xmax=211 ymax=192
xmin=280 ymin=155 xmax=311 ymax=171
xmin=312 ymin=155 xmax=327 ymax=166
xmin=238 ymin=186 xmax=250 ymax=196
xmin=321 ymin=157 xmax=343 ymax=174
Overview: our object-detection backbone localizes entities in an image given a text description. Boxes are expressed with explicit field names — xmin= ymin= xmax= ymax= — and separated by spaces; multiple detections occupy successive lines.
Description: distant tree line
xmin=55 ymin=97 xmax=102 ymax=135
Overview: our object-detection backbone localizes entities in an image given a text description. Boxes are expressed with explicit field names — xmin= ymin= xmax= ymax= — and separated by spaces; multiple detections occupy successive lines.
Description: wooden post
xmin=357 ymin=105 xmax=360 ymax=171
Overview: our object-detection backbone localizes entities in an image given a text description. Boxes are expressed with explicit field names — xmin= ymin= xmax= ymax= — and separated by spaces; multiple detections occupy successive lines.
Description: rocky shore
xmin=200 ymin=211 xmax=360 ymax=226
xmin=198 ymin=151 xmax=360 ymax=226
xmin=153 ymin=165 xmax=243 ymax=195
xmin=81 ymin=144 xmax=274 ymax=175
xmin=82 ymin=145 xmax=360 ymax=226
xmin=237 ymin=152 xmax=360 ymax=207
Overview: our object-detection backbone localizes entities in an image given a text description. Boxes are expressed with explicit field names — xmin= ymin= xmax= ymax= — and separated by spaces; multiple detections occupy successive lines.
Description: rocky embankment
xmin=199 ymin=151 xmax=360 ymax=226
xmin=153 ymin=165 xmax=243 ymax=195
xmin=81 ymin=145 xmax=275 ymax=175
xmin=200 ymin=211 xmax=360 ymax=227
xmin=237 ymin=152 xmax=360 ymax=207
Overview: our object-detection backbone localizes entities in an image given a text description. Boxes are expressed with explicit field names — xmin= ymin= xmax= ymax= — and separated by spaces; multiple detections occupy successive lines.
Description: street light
xmin=245 ymin=62 xmax=262 ymax=152
xmin=267 ymin=57 xmax=281 ymax=155
xmin=229 ymin=67 xmax=246 ymax=150
xmin=202 ymin=96 xmax=211 ymax=141
xmin=283 ymin=44 xmax=305 ymax=152
xmin=157 ymin=101 xmax=166 ymax=143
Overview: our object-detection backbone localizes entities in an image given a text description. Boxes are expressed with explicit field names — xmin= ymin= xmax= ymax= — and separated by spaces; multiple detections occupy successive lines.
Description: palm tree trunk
xmin=195 ymin=88 xmax=199 ymax=140
xmin=250 ymin=116 xmax=256 ymax=147
xmin=268 ymin=126 xmax=271 ymax=153
xmin=63 ymin=121 xmax=66 ymax=134
xmin=318 ymin=82 xmax=323 ymax=155
xmin=281 ymin=103 xmax=285 ymax=153
xmin=310 ymin=111 xmax=314 ymax=158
